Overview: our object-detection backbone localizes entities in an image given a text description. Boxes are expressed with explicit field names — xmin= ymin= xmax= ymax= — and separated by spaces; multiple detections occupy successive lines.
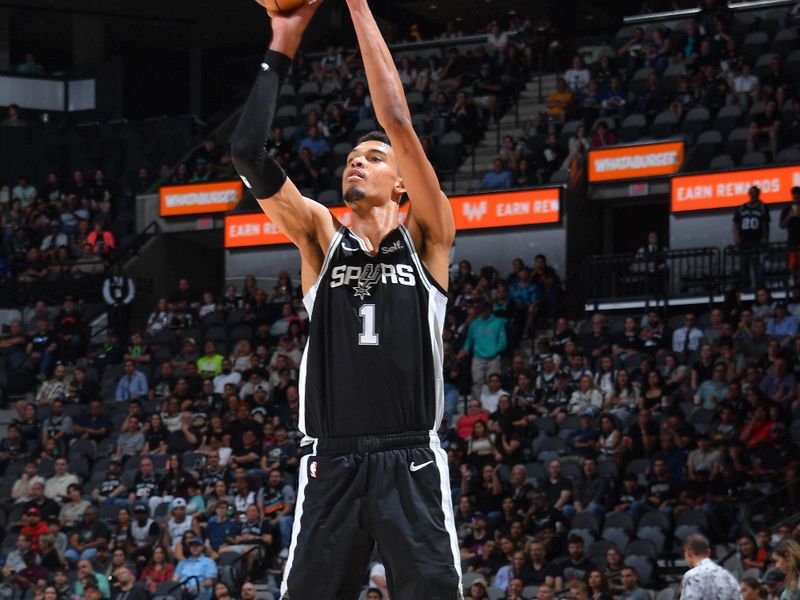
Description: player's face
xmin=342 ymin=141 xmax=404 ymax=206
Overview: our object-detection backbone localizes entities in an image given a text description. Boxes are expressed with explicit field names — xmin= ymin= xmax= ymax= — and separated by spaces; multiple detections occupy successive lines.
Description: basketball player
xmin=230 ymin=0 xmax=460 ymax=598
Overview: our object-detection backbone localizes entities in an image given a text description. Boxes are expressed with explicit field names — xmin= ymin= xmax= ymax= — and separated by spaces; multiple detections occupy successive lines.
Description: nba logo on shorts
xmin=310 ymin=461 xmax=318 ymax=478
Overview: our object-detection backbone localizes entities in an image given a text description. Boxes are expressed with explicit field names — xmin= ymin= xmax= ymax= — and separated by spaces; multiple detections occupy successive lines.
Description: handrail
xmin=117 ymin=220 xmax=161 ymax=265
xmin=738 ymin=476 xmax=800 ymax=538
xmin=168 ymin=575 xmax=201 ymax=599
xmin=623 ymin=0 xmax=794 ymax=24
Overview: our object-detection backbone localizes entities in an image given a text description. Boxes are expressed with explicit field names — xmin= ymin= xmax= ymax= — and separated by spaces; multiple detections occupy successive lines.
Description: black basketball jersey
xmin=733 ymin=201 xmax=770 ymax=245
xmin=299 ymin=225 xmax=447 ymax=440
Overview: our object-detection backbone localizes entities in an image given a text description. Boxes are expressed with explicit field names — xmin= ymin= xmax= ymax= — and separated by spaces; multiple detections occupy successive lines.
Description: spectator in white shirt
xmin=213 ymin=359 xmax=242 ymax=394
xmin=44 ymin=457 xmax=80 ymax=503
xmin=671 ymin=312 xmax=704 ymax=354
xmin=564 ymin=56 xmax=591 ymax=94
xmin=479 ymin=372 xmax=508 ymax=412
xmin=681 ymin=534 xmax=742 ymax=600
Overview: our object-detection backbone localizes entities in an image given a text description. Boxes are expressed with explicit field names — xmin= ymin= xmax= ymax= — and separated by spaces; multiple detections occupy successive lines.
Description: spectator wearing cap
xmin=220 ymin=503 xmax=274 ymax=572
xmin=761 ymin=569 xmax=785 ymax=600
xmin=65 ymin=505 xmax=109 ymax=561
xmin=115 ymin=359 xmax=148 ymax=402
xmin=681 ymin=534 xmax=742 ymax=600
xmin=123 ymin=507 xmax=154 ymax=560
xmin=20 ymin=506 xmax=49 ymax=551
xmin=174 ymin=338 xmax=200 ymax=371
xmin=166 ymin=498 xmax=193 ymax=549
xmin=174 ymin=536 xmax=218 ymax=600
xmin=92 ymin=458 xmax=127 ymax=505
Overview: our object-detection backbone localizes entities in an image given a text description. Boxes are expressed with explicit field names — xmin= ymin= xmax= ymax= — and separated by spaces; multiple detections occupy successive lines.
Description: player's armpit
xmin=257 ymin=177 xmax=339 ymax=259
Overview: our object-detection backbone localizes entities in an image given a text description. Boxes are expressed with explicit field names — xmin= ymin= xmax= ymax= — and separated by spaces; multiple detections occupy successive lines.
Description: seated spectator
xmin=115 ymin=359 xmax=148 ymax=402
xmin=671 ymin=312 xmax=704 ymax=355
xmin=546 ymin=78 xmax=573 ymax=124
xmin=599 ymin=77 xmax=627 ymax=119
xmin=747 ymin=100 xmax=782 ymax=162
xmin=480 ymin=159 xmax=514 ymax=191
xmin=44 ymin=457 xmax=80 ymax=503
xmin=694 ymin=362 xmax=729 ymax=409
xmin=618 ymin=566 xmax=649 ymax=600
xmin=545 ymin=535 xmax=595 ymax=591
xmin=139 ymin=545 xmax=175 ymax=594
xmin=767 ymin=303 xmax=797 ymax=343
xmin=65 ymin=506 xmax=109 ymax=562
xmin=617 ymin=26 xmax=645 ymax=77
xmin=86 ymin=221 xmax=115 ymax=257
xmin=564 ymin=56 xmax=591 ymax=94
xmin=114 ymin=416 xmax=145 ymax=462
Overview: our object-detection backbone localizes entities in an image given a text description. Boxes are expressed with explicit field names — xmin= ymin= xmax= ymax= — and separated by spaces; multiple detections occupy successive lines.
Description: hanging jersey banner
xmin=671 ymin=164 xmax=800 ymax=212
xmin=224 ymin=187 xmax=561 ymax=248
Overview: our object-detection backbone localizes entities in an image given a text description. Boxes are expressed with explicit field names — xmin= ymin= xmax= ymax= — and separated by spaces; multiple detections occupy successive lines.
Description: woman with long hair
xmin=604 ymin=369 xmax=638 ymax=420
xmin=772 ymin=539 xmax=800 ymax=600
xmin=597 ymin=414 xmax=623 ymax=461
xmin=586 ymin=569 xmax=612 ymax=600
xmin=739 ymin=534 xmax=766 ymax=573
xmin=594 ymin=356 xmax=617 ymax=398
xmin=145 ymin=413 xmax=168 ymax=454
xmin=466 ymin=420 xmax=496 ymax=468
xmin=213 ymin=582 xmax=234 ymax=600
xmin=110 ymin=507 xmax=132 ymax=551
xmin=159 ymin=454 xmax=196 ymax=501
xmin=139 ymin=545 xmax=175 ymax=593
xmin=639 ymin=370 xmax=668 ymax=412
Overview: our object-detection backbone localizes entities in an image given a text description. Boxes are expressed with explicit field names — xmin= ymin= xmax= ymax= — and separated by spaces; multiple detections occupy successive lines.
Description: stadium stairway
xmin=452 ymin=73 xmax=558 ymax=195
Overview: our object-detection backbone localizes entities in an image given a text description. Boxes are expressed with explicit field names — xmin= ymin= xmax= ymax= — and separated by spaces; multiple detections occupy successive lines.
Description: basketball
xmin=256 ymin=0 xmax=310 ymax=13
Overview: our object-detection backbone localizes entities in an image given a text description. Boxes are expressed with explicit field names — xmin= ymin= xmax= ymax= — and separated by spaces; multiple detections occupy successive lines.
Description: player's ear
xmin=393 ymin=176 xmax=406 ymax=201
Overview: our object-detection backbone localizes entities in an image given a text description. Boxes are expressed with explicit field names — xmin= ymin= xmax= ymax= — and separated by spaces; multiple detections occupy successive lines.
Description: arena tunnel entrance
xmin=602 ymin=195 xmax=670 ymax=255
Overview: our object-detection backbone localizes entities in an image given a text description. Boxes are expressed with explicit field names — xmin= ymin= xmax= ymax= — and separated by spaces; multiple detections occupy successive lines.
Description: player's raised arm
xmin=230 ymin=2 xmax=337 ymax=275
xmin=345 ymin=0 xmax=455 ymax=288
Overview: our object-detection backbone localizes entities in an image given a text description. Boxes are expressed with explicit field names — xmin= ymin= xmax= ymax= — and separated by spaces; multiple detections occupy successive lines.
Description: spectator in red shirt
xmin=86 ymin=221 xmax=115 ymax=256
xmin=19 ymin=507 xmax=49 ymax=552
xmin=456 ymin=399 xmax=490 ymax=440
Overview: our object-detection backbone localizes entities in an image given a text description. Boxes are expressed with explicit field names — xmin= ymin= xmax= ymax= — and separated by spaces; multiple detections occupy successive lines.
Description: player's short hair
xmin=356 ymin=131 xmax=391 ymax=147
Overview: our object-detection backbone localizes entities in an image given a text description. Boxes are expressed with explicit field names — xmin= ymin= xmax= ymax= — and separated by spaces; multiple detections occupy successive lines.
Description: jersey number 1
xmin=358 ymin=304 xmax=379 ymax=346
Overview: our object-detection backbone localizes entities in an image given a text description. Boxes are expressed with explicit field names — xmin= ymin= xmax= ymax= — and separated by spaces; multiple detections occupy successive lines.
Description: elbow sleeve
xmin=230 ymin=50 xmax=293 ymax=200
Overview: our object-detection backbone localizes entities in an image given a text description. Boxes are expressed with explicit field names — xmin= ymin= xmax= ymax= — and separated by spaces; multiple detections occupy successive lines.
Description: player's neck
xmin=349 ymin=204 xmax=400 ymax=252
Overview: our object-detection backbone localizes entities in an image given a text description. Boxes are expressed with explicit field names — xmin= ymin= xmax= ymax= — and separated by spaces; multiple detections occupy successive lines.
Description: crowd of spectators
xmin=0 ymin=246 xmax=798 ymax=599
xmin=479 ymin=2 xmax=800 ymax=190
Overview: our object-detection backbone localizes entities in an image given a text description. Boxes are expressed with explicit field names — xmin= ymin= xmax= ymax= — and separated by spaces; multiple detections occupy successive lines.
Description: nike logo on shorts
xmin=409 ymin=461 xmax=434 ymax=472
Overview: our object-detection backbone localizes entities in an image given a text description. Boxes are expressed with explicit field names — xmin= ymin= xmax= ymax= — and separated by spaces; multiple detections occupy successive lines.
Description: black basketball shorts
xmin=279 ymin=431 xmax=463 ymax=600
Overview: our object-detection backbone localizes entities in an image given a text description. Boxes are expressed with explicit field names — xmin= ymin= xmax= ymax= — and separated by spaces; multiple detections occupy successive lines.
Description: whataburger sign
xmin=159 ymin=181 xmax=244 ymax=216
xmin=672 ymin=164 xmax=800 ymax=212
xmin=588 ymin=140 xmax=684 ymax=183
xmin=224 ymin=188 xmax=561 ymax=248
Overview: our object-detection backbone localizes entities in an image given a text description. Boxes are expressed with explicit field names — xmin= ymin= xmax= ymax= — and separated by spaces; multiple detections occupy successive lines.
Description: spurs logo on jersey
xmin=329 ymin=262 xmax=416 ymax=298
xmin=300 ymin=225 xmax=447 ymax=440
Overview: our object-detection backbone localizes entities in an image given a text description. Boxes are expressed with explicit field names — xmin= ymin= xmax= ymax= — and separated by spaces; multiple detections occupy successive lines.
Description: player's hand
xmin=263 ymin=0 xmax=323 ymax=37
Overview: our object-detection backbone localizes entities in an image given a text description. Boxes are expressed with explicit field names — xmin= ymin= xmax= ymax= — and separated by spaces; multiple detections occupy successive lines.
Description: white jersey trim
xmin=280 ymin=452 xmax=312 ymax=598
xmin=399 ymin=225 xmax=448 ymax=429
xmin=299 ymin=227 xmax=343 ymax=444
xmin=430 ymin=432 xmax=463 ymax=595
